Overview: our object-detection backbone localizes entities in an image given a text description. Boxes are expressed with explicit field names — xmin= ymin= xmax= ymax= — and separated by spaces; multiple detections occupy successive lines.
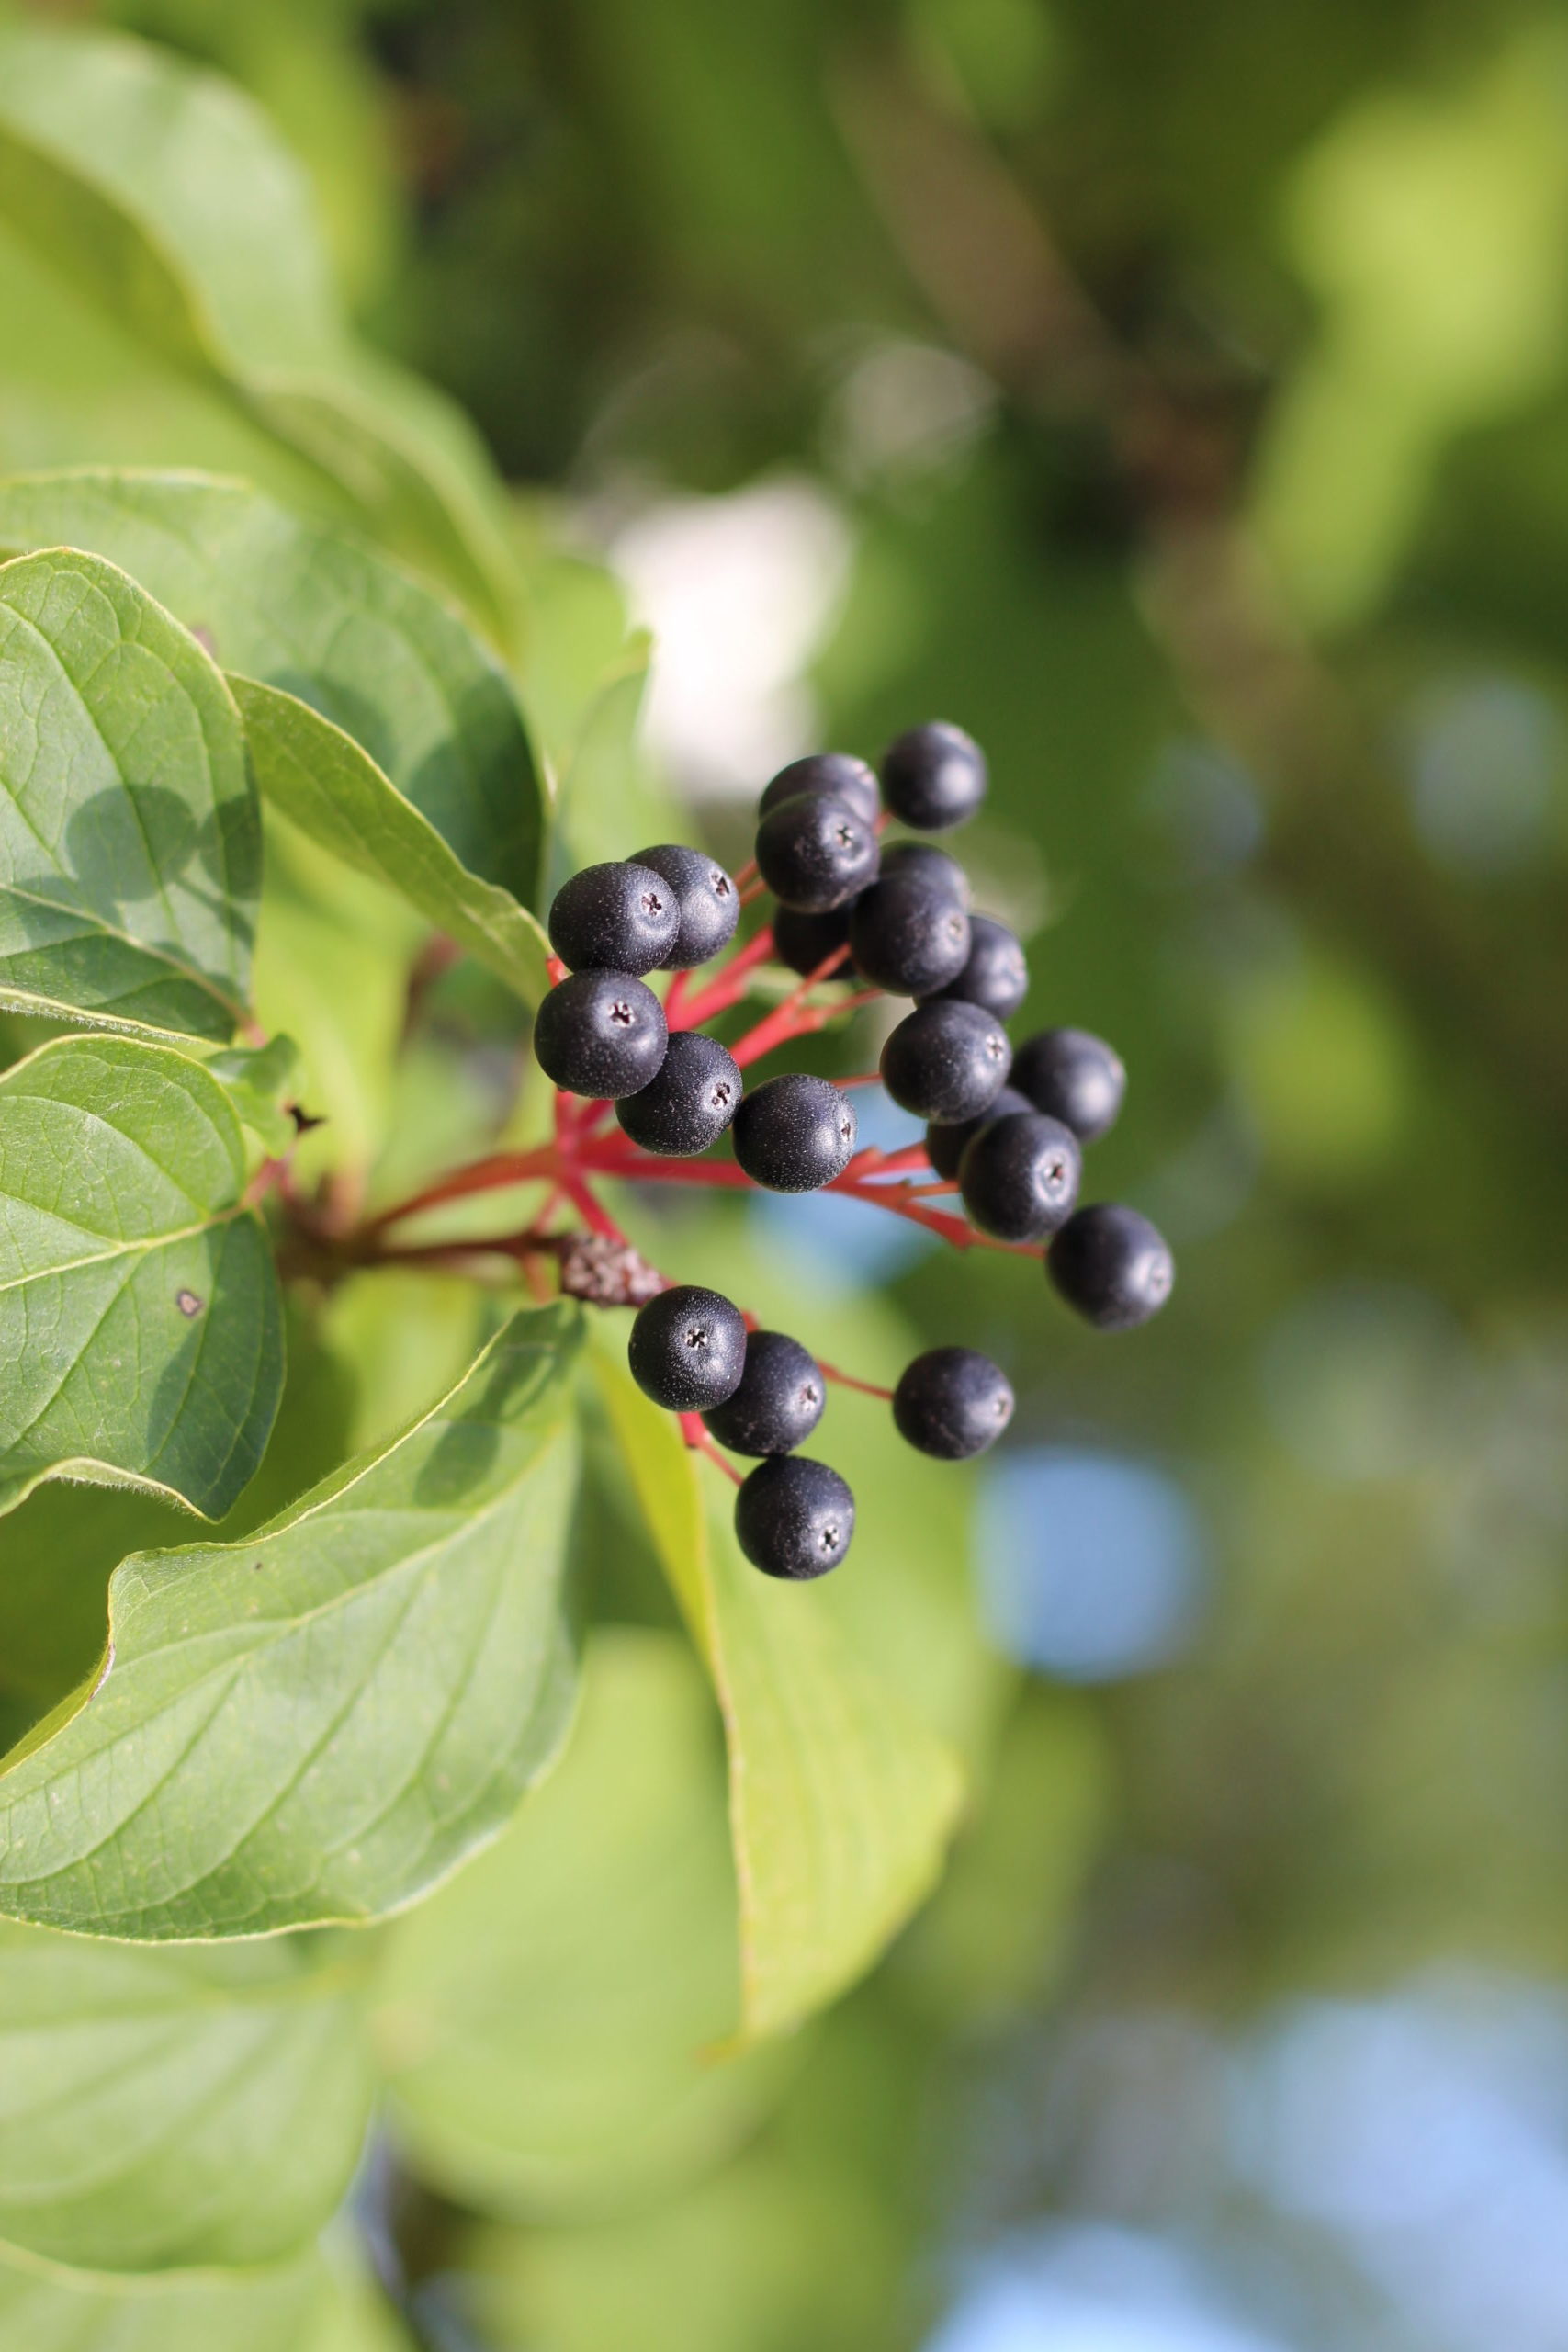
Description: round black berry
xmin=628 ymin=1285 xmax=748 ymax=1412
xmin=735 ymin=1455 xmax=856 ymax=1579
xmin=615 ymin=1030 xmax=741 ymax=1157
xmin=880 ymin=999 xmax=1012 ymax=1125
xmin=702 ymin=1329 xmax=825 ymax=1456
xmin=760 ymin=752 xmax=880 ymax=829
xmin=930 ymin=915 xmax=1028 ymax=1022
xmin=772 ymin=900 xmax=852 ymax=978
xmin=893 ymin=1347 xmax=1015 ymax=1461
xmin=959 ymin=1111 xmax=1081 ymax=1242
xmin=925 ymin=1084 xmax=1032 ymax=1181
xmin=1048 ymin=1204 xmax=1173 ymax=1330
xmin=632 ymin=843 xmax=739 ymax=969
xmin=534 ymin=970 xmax=668 ymax=1099
xmin=547 ymin=861 xmax=679 ymax=975
xmin=878 ymin=840 xmax=972 ymax=908
xmin=1010 ymin=1027 xmax=1126 ymax=1143
xmin=880 ymin=720 xmax=987 ymax=831
xmin=731 ymin=1073 xmax=856 ymax=1192
xmin=849 ymin=870 xmax=972 ymax=997
xmin=755 ymin=793 xmax=879 ymax=912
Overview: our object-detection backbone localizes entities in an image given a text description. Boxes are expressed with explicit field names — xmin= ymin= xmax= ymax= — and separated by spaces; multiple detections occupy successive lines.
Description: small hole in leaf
xmin=175 ymin=1290 xmax=204 ymax=1318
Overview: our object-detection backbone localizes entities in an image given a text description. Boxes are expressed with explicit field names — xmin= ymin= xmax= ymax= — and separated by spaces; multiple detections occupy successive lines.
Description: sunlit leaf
xmin=0 ymin=1034 xmax=282 ymax=1524
xmin=205 ymin=1035 xmax=301 ymax=1157
xmin=0 ymin=1921 xmax=377 ymax=2271
xmin=0 ymin=1304 xmax=582 ymax=1939
xmin=0 ymin=24 xmax=520 ymax=636
xmin=0 ymin=469 xmax=546 ymax=922
xmin=378 ymin=1628 xmax=790 ymax=2216
xmin=592 ymin=1338 xmax=964 ymax=2040
xmin=0 ymin=547 xmax=256 ymax=1042
xmin=0 ymin=2240 xmax=335 ymax=2352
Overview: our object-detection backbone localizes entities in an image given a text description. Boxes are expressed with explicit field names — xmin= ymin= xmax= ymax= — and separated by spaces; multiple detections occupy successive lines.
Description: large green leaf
xmin=0 ymin=1035 xmax=282 ymax=1524
xmin=592 ymin=1340 xmax=965 ymax=2041
xmin=0 ymin=2242 xmax=398 ymax=2352
xmin=235 ymin=684 xmax=548 ymax=1003
xmin=0 ymin=24 xmax=519 ymax=638
xmin=0 ymin=1922 xmax=377 ymax=2272
xmin=0 ymin=547 xmax=256 ymax=1041
xmin=0 ymin=1303 xmax=583 ymax=1939
xmin=0 ymin=470 xmax=547 ymax=944
xmin=377 ymin=1628 xmax=788 ymax=2218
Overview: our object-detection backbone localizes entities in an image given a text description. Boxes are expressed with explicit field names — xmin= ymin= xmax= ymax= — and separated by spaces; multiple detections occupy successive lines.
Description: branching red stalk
xmin=679 ymin=1410 xmax=744 ymax=1486
xmin=672 ymin=927 xmax=777 ymax=1029
xmin=818 ymin=1362 xmax=896 ymax=1401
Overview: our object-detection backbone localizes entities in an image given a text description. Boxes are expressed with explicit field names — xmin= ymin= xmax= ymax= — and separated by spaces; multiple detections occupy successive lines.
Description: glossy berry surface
xmin=772 ymin=900 xmax=852 ymax=978
xmin=878 ymin=839 xmax=972 ymax=907
xmin=959 ymin=1110 xmax=1081 ymax=1241
xmin=849 ymin=869 xmax=972 ymax=997
xmin=703 ymin=1329 xmax=825 ymax=1456
xmin=731 ymin=1073 xmax=856 ymax=1192
xmin=880 ymin=720 xmax=987 ymax=831
xmin=759 ymin=752 xmax=880 ymax=829
xmin=628 ymin=1284 xmax=748 ymax=1411
xmin=755 ymin=792 xmax=879 ymax=911
xmin=880 ymin=999 xmax=1011 ymax=1125
xmin=547 ymin=860 xmax=679 ymax=975
xmin=615 ymin=1029 xmax=741 ymax=1156
xmin=735 ymin=1455 xmax=856 ymax=1579
xmin=632 ymin=843 xmax=739 ymax=969
xmin=931 ymin=914 xmax=1029 ymax=1021
xmin=925 ymin=1084 xmax=1032 ymax=1182
xmin=1048 ymin=1204 xmax=1174 ymax=1329
xmin=893 ymin=1347 xmax=1015 ymax=1461
xmin=1010 ymin=1027 xmax=1126 ymax=1143
xmin=533 ymin=970 xmax=667 ymax=1099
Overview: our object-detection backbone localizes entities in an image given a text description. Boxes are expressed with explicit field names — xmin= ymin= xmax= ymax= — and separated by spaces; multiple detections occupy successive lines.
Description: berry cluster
xmin=380 ymin=722 xmax=1172 ymax=1582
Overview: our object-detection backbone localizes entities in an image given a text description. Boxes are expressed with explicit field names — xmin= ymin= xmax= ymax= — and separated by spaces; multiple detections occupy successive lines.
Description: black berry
xmin=879 ymin=840 xmax=971 ymax=907
xmin=1010 ymin=1027 xmax=1126 ymax=1143
xmin=735 ymin=1455 xmax=856 ymax=1579
xmin=632 ymin=843 xmax=739 ymax=969
xmin=547 ymin=860 xmax=679 ymax=975
xmin=615 ymin=1030 xmax=741 ymax=1157
xmin=755 ymin=793 xmax=879 ymax=911
xmin=534 ymin=970 xmax=668 ymax=1098
xmin=925 ymin=1084 xmax=1032 ymax=1181
xmin=849 ymin=869 xmax=972 ymax=997
xmin=1048 ymin=1204 xmax=1173 ymax=1330
xmin=628 ymin=1285 xmax=748 ymax=1411
xmin=959 ymin=1110 xmax=1081 ymax=1241
xmin=760 ymin=752 xmax=880 ymax=829
xmin=702 ymin=1329 xmax=825 ymax=1456
xmin=930 ymin=914 xmax=1028 ymax=1021
xmin=880 ymin=720 xmax=987 ymax=831
xmin=893 ymin=1347 xmax=1015 ymax=1461
xmin=731 ymin=1073 xmax=856 ymax=1192
xmin=880 ymin=999 xmax=1011 ymax=1125
xmin=772 ymin=901 xmax=852 ymax=978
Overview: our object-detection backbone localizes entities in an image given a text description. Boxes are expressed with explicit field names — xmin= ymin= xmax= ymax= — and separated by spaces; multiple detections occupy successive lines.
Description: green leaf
xmin=205 ymin=1035 xmax=301 ymax=1157
xmin=591 ymin=1339 xmax=965 ymax=2041
xmin=0 ymin=1034 xmax=282 ymax=1524
xmin=0 ymin=1922 xmax=377 ymax=2271
xmin=0 ymin=547 xmax=256 ymax=1042
xmin=0 ymin=1304 xmax=582 ymax=1939
xmin=235 ymin=684 xmax=549 ymax=1004
xmin=0 ymin=469 xmax=548 ymax=949
xmin=0 ymin=1296 xmax=358 ymax=1734
xmin=0 ymin=24 xmax=520 ymax=637
xmin=0 ymin=2241 xmax=334 ymax=2352
xmin=377 ymin=1628 xmax=790 ymax=2218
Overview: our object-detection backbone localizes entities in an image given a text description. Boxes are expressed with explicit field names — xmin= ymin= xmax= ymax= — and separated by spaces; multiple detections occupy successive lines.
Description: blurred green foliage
xmin=1 ymin=0 xmax=1566 ymax=2344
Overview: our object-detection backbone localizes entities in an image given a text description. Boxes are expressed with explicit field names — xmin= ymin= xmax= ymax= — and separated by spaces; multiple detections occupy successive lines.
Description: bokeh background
xmin=7 ymin=1 xmax=1568 ymax=2346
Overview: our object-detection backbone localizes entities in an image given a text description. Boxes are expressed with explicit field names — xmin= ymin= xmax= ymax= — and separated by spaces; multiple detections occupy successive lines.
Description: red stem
xmin=818 ymin=1361 xmax=896 ymax=1401
xmin=672 ymin=927 xmax=778 ymax=1029
xmin=679 ymin=1411 xmax=744 ymax=1487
